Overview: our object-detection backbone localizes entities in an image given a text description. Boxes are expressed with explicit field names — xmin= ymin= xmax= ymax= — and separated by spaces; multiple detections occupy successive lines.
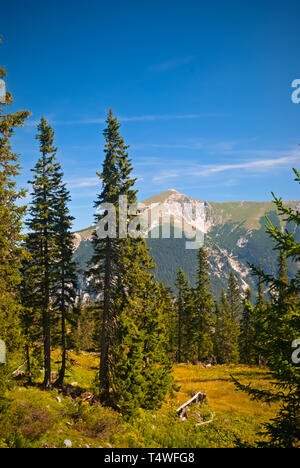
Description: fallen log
xmin=12 ymin=360 xmax=27 ymax=375
xmin=176 ymin=392 xmax=207 ymax=420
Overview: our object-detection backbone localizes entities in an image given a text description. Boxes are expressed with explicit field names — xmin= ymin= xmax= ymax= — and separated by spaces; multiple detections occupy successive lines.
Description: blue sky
xmin=2 ymin=0 xmax=300 ymax=230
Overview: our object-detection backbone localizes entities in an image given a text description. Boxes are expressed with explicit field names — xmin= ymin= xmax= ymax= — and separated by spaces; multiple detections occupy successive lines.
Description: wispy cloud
xmin=67 ymin=177 xmax=99 ymax=189
xmin=32 ymin=112 xmax=225 ymax=127
xmin=25 ymin=113 xmax=225 ymax=127
xmin=118 ymin=113 xmax=219 ymax=122
xmin=193 ymin=153 xmax=300 ymax=177
xmin=148 ymin=56 xmax=195 ymax=72
xmin=132 ymin=139 xmax=238 ymax=152
xmin=152 ymin=151 xmax=300 ymax=183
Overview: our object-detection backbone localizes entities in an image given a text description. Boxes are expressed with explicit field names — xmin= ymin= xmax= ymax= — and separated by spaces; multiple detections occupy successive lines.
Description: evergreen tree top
xmin=36 ymin=117 xmax=57 ymax=155
xmin=196 ymin=247 xmax=211 ymax=290
xmin=96 ymin=110 xmax=137 ymax=207
xmin=175 ymin=268 xmax=189 ymax=288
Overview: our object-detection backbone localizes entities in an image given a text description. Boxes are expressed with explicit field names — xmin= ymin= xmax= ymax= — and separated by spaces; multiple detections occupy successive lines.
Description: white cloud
xmin=152 ymin=150 xmax=300 ymax=183
xmin=67 ymin=177 xmax=99 ymax=189
xmin=148 ymin=56 xmax=195 ymax=72
xmin=153 ymin=171 xmax=180 ymax=183
xmin=25 ymin=113 xmax=225 ymax=127
xmin=132 ymin=139 xmax=238 ymax=151
xmin=194 ymin=154 xmax=300 ymax=177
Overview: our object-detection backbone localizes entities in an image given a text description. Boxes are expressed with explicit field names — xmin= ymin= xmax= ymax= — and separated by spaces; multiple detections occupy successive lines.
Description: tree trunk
xmin=99 ymin=237 xmax=111 ymax=402
xmin=54 ymin=308 xmax=66 ymax=388
xmin=25 ymin=342 xmax=32 ymax=385
xmin=177 ymin=299 xmax=182 ymax=363
xmin=43 ymin=305 xmax=51 ymax=388
xmin=42 ymin=152 xmax=51 ymax=389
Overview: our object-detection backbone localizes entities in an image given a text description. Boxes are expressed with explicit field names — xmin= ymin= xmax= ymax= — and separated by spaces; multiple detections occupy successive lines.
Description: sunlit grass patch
xmin=1 ymin=355 xmax=278 ymax=448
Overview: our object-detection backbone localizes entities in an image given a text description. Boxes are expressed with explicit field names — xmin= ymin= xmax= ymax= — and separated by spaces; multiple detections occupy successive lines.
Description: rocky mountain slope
xmin=73 ymin=190 xmax=300 ymax=299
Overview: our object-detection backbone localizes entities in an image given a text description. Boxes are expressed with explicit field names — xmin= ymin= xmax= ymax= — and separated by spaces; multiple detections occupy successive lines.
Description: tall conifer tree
xmin=227 ymin=271 xmax=241 ymax=320
xmin=19 ymin=267 xmax=41 ymax=384
xmin=257 ymin=263 xmax=265 ymax=307
xmin=88 ymin=109 xmax=137 ymax=401
xmin=89 ymin=110 xmax=172 ymax=411
xmin=52 ymin=172 xmax=78 ymax=387
xmin=110 ymin=242 xmax=172 ymax=416
xmin=234 ymin=169 xmax=300 ymax=447
xmin=214 ymin=290 xmax=239 ymax=364
xmin=175 ymin=268 xmax=189 ymax=363
xmin=239 ymin=288 xmax=256 ymax=365
xmin=160 ymin=284 xmax=176 ymax=361
xmin=253 ymin=263 xmax=268 ymax=366
xmin=0 ymin=37 xmax=30 ymax=395
xmin=191 ymin=248 xmax=215 ymax=362
xmin=25 ymin=118 xmax=60 ymax=388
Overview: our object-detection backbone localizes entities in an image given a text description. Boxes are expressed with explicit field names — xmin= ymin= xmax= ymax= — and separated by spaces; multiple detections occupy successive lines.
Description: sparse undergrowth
xmin=0 ymin=352 xmax=277 ymax=448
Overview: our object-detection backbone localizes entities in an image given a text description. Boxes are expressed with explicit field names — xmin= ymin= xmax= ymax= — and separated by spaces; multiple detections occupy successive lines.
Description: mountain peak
xmin=142 ymin=189 xmax=202 ymax=206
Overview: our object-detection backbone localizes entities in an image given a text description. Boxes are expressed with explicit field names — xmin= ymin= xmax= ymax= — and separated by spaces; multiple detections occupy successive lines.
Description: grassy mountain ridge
xmin=72 ymin=191 xmax=300 ymax=298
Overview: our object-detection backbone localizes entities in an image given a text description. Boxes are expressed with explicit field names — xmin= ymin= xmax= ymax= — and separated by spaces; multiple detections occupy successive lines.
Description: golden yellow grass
xmin=2 ymin=352 xmax=278 ymax=447
xmin=52 ymin=350 xmax=277 ymax=420
xmin=172 ymin=363 xmax=277 ymax=419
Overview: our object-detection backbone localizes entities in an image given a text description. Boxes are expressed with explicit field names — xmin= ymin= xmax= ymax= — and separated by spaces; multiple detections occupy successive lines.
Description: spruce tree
xmin=191 ymin=248 xmax=215 ymax=362
xmin=110 ymin=241 xmax=172 ymax=417
xmin=213 ymin=299 xmax=223 ymax=363
xmin=214 ymin=290 xmax=239 ymax=364
xmin=277 ymin=250 xmax=289 ymax=294
xmin=239 ymin=288 xmax=256 ymax=365
xmin=0 ymin=37 xmax=30 ymax=396
xmin=227 ymin=271 xmax=241 ymax=320
xmin=88 ymin=110 xmax=172 ymax=412
xmin=160 ymin=284 xmax=177 ymax=362
xmin=88 ymin=109 xmax=137 ymax=402
xmin=52 ymin=172 xmax=78 ymax=387
xmin=25 ymin=118 xmax=60 ymax=388
xmin=257 ymin=263 xmax=265 ymax=307
xmin=19 ymin=266 xmax=42 ymax=384
xmin=253 ymin=263 xmax=268 ymax=366
xmin=234 ymin=169 xmax=300 ymax=447
xmin=71 ymin=297 xmax=98 ymax=352
xmin=175 ymin=268 xmax=189 ymax=363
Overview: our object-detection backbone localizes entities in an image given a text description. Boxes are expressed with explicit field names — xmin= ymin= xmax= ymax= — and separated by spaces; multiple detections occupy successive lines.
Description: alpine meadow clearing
xmin=0 ymin=351 xmax=277 ymax=448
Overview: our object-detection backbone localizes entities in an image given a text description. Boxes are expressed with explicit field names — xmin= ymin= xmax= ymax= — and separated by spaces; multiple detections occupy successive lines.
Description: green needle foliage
xmin=214 ymin=289 xmax=239 ymax=364
xmin=174 ymin=268 xmax=190 ymax=363
xmin=159 ymin=284 xmax=176 ymax=362
xmin=227 ymin=271 xmax=241 ymax=320
xmin=111 ymin=241 xmax=172 ymax=417
xmin=190 ymin=248 xmax=215 ymax=362
xmin=239 ymin=288 xmax=256 ymax=365
xmin=88 ymin=109 xmax=138 ymax=402
xmin=24 ymin=118 xmax=77 ymax=388
xmin=52 ymin=168 xmax=78 ymax=388
xmin=234 ymin=169 xmax=300 ymax=448
xmin=0 ymin=36 xmax=30 ymax=397
xmin=88 ymin=110 xmax=172 ymax=415
xmin=25 ymin=118 xmax=59 ymax=388
xmin=19 ymin=266 xmax=43 ymax=384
